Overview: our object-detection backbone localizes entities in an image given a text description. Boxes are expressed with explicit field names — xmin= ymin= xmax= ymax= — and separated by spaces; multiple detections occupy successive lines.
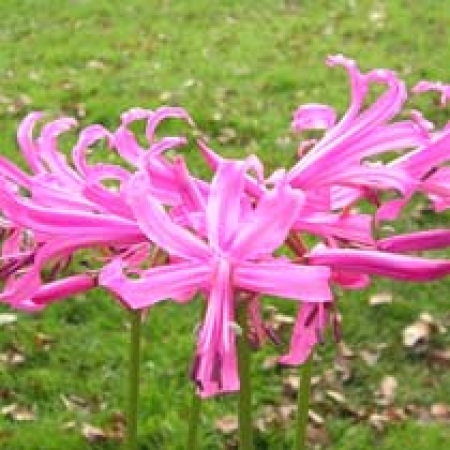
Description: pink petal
xmin=16 ymin=112 xmax=45 ymax=174
xmin=206 ymin=161 xmax=247 ymax=251
xmin=193 ymin=259 xmax=239 ymax=397
xmin=234 ymin=261 xmax=332 ymax=302
xmin=292 ymin=104 xmax=337 ymax=133
xmin=378 ymin=230 xmax=450 ymax=253
xmin=126 ymin=175 xmax=209 ymax=260
xmin=279 ymin=303 xmax=327 ymax=365
xmin=307 ymin=247 xmax=450 ymax=281
xmin=99 ymin=259 xmax=210 ymax=309
xmin=231 ymin=181 xmax=304 ymax=259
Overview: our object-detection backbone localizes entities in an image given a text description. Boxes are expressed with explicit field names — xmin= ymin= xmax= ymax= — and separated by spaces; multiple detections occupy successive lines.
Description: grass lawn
xmin=1 ymin=0 xmax=450 ymax=448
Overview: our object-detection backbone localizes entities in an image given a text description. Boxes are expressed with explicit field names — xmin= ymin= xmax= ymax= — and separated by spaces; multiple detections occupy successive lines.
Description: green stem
xmin=295 ymin=355 xmax=313 ymax=450
xmin=236 ymin=303 xmax=254 ymax=450
xmin=127 ymin=309 xmax=142 ymax=450
xmin=186 ymin=388 xmax=201 ymax=450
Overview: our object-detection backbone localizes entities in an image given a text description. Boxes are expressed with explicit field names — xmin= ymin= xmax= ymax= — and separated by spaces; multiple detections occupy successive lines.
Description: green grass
xmin=1 ymin=0 xmax=450 ymax=448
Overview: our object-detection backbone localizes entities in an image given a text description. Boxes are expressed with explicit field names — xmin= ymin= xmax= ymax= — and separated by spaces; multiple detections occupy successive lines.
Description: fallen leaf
xmin=308 ymin=409 xmax=325 ymax=426
xmin=403 ymin=320 xmax=431 ymax=349
xmin=337 ymin=341 xmax=355 ymax=358
xmin=1 ymin=404 xmax=35 ymax=421
xmin=261 ymin=355 xmax=279 ymax=370
xmin=34 ymin=332 xmax=55 ymax=351
xmin=0 ymin=346 xmax=26 ymax=366
xmin=82 ymin=423 xmax=107 ymax=442
xmin=368 ymin=413 xmax=387 ymax=433
xmin=378 ymin=375 xmax=398 ymax=405
xmin=369 ymin=292 xmax=393 ymax=306
xmin=0 ymin=313 xmax=17 ymax=326
xmin=326 ymin=389 xmax=346 ymax=405
xmin=215 ymin=415 xmax=238 ymax=435
xmin=428 ymin=348 xmax=450 ymax=367
xmin=86 ymin=60 xmax=106 ymax=71
xmin=307 ymin=424 xmax=329 ymax=446
xmin=359 ymin=348 xmax=381 ymax=366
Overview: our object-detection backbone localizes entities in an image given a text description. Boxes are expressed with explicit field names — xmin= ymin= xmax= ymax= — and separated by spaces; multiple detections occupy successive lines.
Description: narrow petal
xmin=126 ymin=174 xmax=209 ymax=260
xmin=17 ymin=112 xmax=45 ymax=174
xmin=145 ymin=106 xmax=194 ymax=143
xmin=206 ymin=161 xmax=246 ymax=251
xmin=234 ymin=261 xmax=332 ymax=302
xmin=279 ymin=303 xmax=327 ymax=365
xmin=307 ymin=247 xmax=450 ymax=281
xmin=30 ymin=275 xmax=97 ymax=309
xmin=99 ymin=259 xmax=210 ymax=309
xmin=231 ymin=181 xmax=304 ymax=259
xmin=292 ymin=104 xmax=337 ymax=133
xmin=193 ymin=259 xmax=239 ymax=397
xmin=378 ymin=230 xmax=450 ymax=253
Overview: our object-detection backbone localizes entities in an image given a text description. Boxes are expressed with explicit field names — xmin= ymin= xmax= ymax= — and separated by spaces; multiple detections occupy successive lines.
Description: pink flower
xmin=0 ymin=107 xmax=199 ymax=311
xmin=100 ymin=159 xmax=332 ymax=397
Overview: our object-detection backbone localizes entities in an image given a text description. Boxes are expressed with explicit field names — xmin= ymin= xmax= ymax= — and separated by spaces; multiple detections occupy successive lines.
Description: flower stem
xmin=295 ymin=355 xmax=313 ymax=450
xmin=236 ymin=303 xmax=254 ymax=450
xmin=127 ymin=309 xmax=142 ymax=450
xmin=186 ymin=388 xmax=201 ymax=450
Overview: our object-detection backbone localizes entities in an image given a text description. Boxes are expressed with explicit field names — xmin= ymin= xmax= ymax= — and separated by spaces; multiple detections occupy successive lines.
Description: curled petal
xmin=72 ymin=124 xmax=114 ymax=175
xmin=145 ymin=106 xmax=194 ymax=143
xmin=413 ymin=80 xmax=450 ymax=106
xmin=17 ymin=112 xmax=45 ymax=174
xmin=291 ymin=104 xmax=337 ymax=133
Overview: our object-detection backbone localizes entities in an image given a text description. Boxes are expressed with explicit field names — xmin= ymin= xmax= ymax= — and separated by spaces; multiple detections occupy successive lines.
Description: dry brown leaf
xmin=60 ymin=394 xmax=90 ymax=413
xmin=369 ymin=292 xmax=393 ymax=306
xmin=82 ymin=423 xmax=107 ymax=442
xmin=261 ymin=355 xmax=279 ymax=370
xmin=1 ymin=404 xmax=35 ymax=421
xmin=34 ymin=332 xmax=55 ymax=351
xmin=0 ymin=313 xmax=17 ymax=326
xmin=308 ymin=409 xmax=325 ymax=426
xmin=359 ymin=348 xmax=381 ymax=366
xmin=282 ymin=374 xmax=299 ymax=397
xmin=428 ymin=348 xmax=450 ymax=367
xmin=86 ymin=60 xmax=106 ymax=71
xmin=307 ymin=424 xmax=329 ymax=446
xmin=403 ymin=320 xmax=431 ymax=348
xmin=0 ymin=347 xmax=26 ymax=366
xmin=334 ymin=357 xmax=352 ymax=384
xmin=368 ymin=413 xmax=387 ymax=432
xmin=214 ymin=415 xmax=238 ymax=435
xmin=378 ymin=375 xmax=398 ymax=405
xmin=337 ymin=341 xmax=355 ymax=358
xmin=430 ymin=403 xmax=450 ymax=420
xmin=277 ymin=404 xmax=297 ymax=422
xmin=326 ymin=389 xmax=346 ymax=405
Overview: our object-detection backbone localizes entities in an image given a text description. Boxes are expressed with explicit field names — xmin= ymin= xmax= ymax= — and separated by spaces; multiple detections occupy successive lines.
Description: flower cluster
xmin=1 ymin=56 xmax=450 ymax=398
